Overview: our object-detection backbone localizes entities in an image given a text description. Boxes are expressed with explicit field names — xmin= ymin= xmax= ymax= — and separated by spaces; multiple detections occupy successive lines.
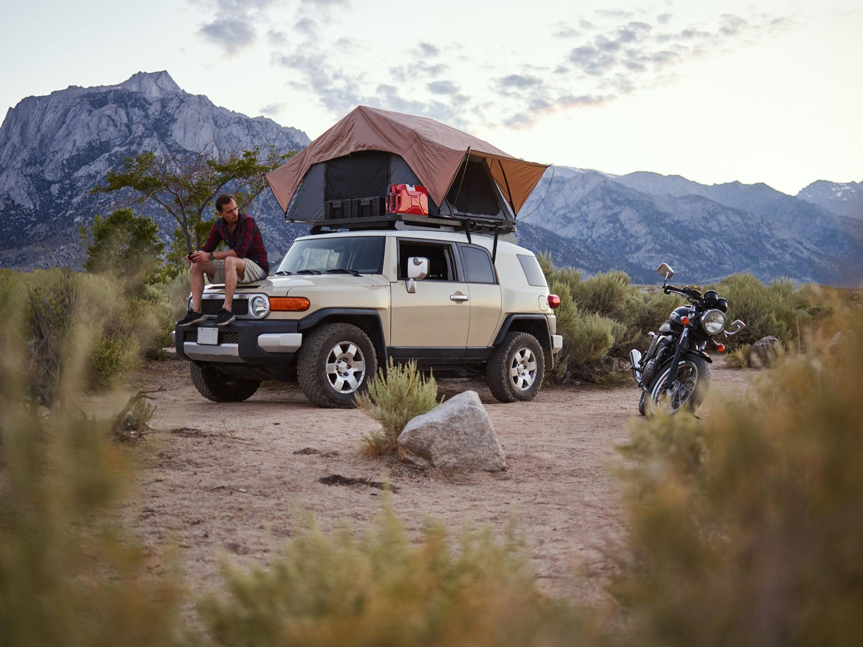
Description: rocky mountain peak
xmin=114 ymin=70 xmax=181 ymax=98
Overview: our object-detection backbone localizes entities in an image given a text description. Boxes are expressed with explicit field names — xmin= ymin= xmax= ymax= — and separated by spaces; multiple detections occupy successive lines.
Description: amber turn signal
xmin=716 ymin=343 xmax=726 ymax=353
xmin=681 ymin=316 xmax=690 ymax=325
xmin=548 ymin=294 xmax=561 ymax=309
xmin=269 ymin=297 xmax=310 ymax=311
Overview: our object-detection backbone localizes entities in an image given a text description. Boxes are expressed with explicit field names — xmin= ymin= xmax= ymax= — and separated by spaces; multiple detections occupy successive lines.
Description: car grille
xmin=184 ymin=331 xmax=239 ymax=344
xmin=202 ymin=299 xmax=248 ymax=316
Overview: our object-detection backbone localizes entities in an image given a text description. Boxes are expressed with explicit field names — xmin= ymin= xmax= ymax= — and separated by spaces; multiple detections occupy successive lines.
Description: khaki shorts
xmin=207 ymin=258 xmax=267 ymax=284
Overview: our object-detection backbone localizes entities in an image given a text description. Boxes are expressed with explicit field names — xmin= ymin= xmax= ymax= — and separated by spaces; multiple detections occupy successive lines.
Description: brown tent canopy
xmin=266 ymin=105 xmax=548 ymax=216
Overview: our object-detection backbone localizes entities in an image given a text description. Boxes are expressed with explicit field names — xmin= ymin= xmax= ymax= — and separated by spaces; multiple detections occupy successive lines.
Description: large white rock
xmin=397 ymin=391 xmax=506 ymax=472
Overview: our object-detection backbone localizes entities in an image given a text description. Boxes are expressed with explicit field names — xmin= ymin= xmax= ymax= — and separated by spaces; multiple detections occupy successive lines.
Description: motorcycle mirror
xmin=724 ymin=320 xmax=746 ymax=337
xmin=656 ymin=263 xmax=674 ymax=283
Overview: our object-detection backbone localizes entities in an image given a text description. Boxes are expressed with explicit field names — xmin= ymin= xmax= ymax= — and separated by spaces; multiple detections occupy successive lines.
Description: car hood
xmin=203 ymin=274 xmax=390 ymax=296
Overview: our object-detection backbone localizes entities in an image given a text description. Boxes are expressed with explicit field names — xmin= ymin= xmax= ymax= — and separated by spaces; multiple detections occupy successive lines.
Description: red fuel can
xmin=387 ymin=184 xmax=429 ymax=216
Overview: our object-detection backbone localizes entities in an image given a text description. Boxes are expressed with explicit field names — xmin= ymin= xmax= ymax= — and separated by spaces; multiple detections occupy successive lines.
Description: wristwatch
xmin=209 ymin=252 xmax=215 ymax=261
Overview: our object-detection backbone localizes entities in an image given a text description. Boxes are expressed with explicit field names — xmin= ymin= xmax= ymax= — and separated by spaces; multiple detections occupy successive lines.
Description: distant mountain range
xmin=0 ymin=71 xmax=860 ymax=284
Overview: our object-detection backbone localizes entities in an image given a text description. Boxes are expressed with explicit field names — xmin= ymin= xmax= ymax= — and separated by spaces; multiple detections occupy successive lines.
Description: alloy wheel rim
xmin=326 ymin=341 xmax=366 ymax=394
xmin=651 ymin=362 xmax=698 ymax=412
xmin=510 ymin=347 xmax=538 ymax=391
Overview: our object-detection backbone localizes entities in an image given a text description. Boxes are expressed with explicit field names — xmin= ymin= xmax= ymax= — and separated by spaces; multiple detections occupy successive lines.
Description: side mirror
xmin=406 ymin=257 xmax=429 ymax=293
xmin=656 ymin=263 xmax=674 ymax=281
xmin=724 ymin=320 xmax=746 ymax=337
xmin=408 ymin=257 xmax=429 ymax=280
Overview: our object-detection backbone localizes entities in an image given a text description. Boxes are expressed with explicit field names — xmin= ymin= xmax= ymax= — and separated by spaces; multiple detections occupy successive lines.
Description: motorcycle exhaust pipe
xmin=629 ymin=349 xmax=642 ymax=383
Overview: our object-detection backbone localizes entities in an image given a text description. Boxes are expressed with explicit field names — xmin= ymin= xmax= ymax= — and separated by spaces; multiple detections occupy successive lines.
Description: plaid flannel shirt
xmin=202 ymin=213 xmax=269 ymax=273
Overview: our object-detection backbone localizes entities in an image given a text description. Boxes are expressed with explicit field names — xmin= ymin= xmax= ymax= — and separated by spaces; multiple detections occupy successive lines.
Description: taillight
xmin=269 ymin=297 xmax=310 ymax=311
xmin=548 ymin=294 xmax=561 ymax=309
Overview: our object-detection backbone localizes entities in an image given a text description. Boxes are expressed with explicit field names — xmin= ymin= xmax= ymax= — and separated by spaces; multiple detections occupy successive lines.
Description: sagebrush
xmin=356 ymin=359 xmax=439 ymax=455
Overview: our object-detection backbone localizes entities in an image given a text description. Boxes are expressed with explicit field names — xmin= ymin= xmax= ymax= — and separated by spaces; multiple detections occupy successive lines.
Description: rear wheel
xmin=190 ymin=364 xmax=260 ymax=402
xmin=297 ymin=323 xmax=377 ymax=408
xmin=647 ymin=356 xmax=711 ymax=415
xmin=486 ymin=332 xmax=545 ymax=403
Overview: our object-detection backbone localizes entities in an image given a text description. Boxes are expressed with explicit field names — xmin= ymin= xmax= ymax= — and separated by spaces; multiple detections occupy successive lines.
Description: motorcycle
xmin=630 ymin=263 xmax=746 ymax=416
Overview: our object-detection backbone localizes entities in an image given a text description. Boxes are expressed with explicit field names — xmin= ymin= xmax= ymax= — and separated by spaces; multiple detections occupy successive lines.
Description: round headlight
xmin=701 ymin=309 xmax=726 ymax=335
xmin=250 ymin=295 xmax=270 ymax=318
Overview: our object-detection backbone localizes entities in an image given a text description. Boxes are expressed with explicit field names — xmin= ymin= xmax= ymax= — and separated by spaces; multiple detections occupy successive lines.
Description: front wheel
xmin=190 ymin=364 xmax=260 ymax=402
xmin=486 ymin=332 xmax=545 ymax=403
xmin=297 ymin=323 xmax=378 ymax=408
xmin=647 ymin=356 xmax=711 ymax=416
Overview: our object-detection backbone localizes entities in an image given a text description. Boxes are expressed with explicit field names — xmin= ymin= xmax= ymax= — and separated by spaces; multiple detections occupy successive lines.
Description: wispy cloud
xmin=259 ymin=4 xmax=793 ymax=134
xmin=197 ymin=0 xmax=274 ymax=56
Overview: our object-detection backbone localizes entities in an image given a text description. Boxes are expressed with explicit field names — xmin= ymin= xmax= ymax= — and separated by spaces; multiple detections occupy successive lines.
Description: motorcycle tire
xmin=647 ymin=355 xmax=712 ymax=416
xmin=638 ymin=390 xmax=648 ymax=416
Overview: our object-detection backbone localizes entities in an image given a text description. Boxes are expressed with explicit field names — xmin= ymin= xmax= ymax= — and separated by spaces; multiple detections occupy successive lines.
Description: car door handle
xmin=450 ymin=293 xmax=469 ymax=302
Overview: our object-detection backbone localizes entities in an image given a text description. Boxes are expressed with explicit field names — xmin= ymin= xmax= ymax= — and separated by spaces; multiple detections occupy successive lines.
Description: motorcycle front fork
xmin=661 ymin=328 xmax=689 ymax=391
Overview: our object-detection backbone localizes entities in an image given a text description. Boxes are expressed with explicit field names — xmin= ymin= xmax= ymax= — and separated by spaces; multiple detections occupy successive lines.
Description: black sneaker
xmin=214 ymin=307 xmax=236 ymax=326
xmin=176 ymin=310 xmax=206 ymax=326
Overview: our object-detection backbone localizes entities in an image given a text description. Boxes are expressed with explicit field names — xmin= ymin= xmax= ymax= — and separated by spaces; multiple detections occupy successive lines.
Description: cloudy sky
xmin=2 ymin=0 xmax=861 ymax=194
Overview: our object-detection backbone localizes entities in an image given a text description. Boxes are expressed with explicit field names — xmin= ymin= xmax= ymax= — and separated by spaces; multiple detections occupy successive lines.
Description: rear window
xmin=461 ymin=246 xmax=496 ymax=284
xmin=517 ymin=254 xmax=547 ymax=287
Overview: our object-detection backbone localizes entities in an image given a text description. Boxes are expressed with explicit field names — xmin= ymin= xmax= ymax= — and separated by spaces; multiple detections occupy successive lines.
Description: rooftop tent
xmin=267 ymin=105 xmax=549 ymax=229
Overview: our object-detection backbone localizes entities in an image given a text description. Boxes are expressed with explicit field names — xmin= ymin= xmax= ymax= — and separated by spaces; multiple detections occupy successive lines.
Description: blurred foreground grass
xmin=1 ymin=268 xmax=862 ymax=645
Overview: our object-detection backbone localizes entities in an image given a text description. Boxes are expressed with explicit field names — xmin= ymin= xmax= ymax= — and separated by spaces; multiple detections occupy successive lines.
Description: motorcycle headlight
xmin=701 ymin=309 xmax=726 ymax=336
xmin=250 ymin=295 xmax=270 ymax=318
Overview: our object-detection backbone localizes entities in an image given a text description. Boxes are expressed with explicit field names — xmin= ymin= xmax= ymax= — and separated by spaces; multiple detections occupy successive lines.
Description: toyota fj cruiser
xmin=173 ymin=227 xmax=563 ymax=408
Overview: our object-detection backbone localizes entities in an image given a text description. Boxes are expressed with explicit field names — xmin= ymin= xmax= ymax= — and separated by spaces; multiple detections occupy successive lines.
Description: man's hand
xmin=188 ymin=250 xmax=210 ymax=264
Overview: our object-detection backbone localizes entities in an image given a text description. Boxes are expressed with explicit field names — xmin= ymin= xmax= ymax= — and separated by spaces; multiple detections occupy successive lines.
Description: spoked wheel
xmin=511 ymin=346 xmax=539 ymax=392
xmin=325 ymin=341 xmax=367 ymax=394
xmin=648 ymin=356 xmax=711 ymax=415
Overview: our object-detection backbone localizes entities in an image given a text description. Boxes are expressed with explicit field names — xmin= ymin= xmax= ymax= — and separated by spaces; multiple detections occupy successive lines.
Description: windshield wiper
xmin=274 ymin=270 xmax=293 ymax=276
xmin=326 ymin=269 xmax=363 ymax=277
xmin=296 ymin=269 xmax=321 ymax=275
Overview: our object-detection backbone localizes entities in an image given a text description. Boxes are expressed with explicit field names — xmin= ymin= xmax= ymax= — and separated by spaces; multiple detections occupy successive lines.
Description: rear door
xmin=459 ymin=244 xmax=502 ymax=348
xmin=389 ymin=239 xmax=470 ymax=351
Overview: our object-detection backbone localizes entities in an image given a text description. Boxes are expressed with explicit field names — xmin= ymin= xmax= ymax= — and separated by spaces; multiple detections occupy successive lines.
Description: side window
xmin=461 ymin=245 xmax=496 ymax=284
xmin=398 ymin=241 xmax=457 ymax=281
xmin=517 ymin=254 xmax=547 ymax=287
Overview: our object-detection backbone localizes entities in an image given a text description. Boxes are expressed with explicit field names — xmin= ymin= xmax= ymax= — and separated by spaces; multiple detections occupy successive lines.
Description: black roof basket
xmin=307 ymin=212 xmax=514 ymax=236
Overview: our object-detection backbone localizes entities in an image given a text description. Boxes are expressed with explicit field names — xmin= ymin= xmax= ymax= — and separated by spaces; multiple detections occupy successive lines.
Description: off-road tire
xmin=647 ymin=355 xmax=712 ymax=416
xmin=190 ymin=363 xmax=260 ymax=402
xmin=486 ymin=331 xmax=545 ymax=403
xmin=297 ymin=323 xmax=378 ymax=408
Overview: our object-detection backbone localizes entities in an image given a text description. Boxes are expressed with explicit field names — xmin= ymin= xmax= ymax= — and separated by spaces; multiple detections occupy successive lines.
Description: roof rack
xmin=303 ymin=213 xmax=515 ymax=236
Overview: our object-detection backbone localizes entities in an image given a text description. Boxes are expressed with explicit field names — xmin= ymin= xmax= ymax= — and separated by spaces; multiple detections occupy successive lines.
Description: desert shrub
xmin=357 ymin=359 xmax=439 ymax=455
xmin=709 ymin=273 xmax=824 ymax=348
xmin=614 ymin=309 xmax=863 ymax=646
xmin=89 ymin=331 xmax=141 ymax=390
xmin=199 ymin=507 xmax=591 ymax=647
xmin=570 ymin=270 xmax=632 ymax=320
xmin=724 ymin=343 xmax=752 ymax=369
xmin=81 ymin=207 xmax=165 ymax=278
xmin=0 ymin=292 xmax=183 ymax=645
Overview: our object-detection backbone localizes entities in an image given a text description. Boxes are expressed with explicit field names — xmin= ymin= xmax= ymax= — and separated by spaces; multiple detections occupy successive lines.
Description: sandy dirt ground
xmin=95 ymin=356 xmax=749 ymax=608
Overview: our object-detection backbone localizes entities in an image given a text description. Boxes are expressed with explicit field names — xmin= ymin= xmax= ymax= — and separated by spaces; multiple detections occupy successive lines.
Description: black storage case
xmin=324 ymin=196 xmax=386 ymax=220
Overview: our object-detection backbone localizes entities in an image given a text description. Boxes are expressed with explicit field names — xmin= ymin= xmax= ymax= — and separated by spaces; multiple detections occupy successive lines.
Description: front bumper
xmin=174 ymin=320 xmax=302 ymax=365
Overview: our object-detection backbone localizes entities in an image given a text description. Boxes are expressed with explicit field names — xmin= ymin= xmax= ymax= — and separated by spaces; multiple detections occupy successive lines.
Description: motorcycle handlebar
xmin=663 ymin=285 xmax=702 ymax=301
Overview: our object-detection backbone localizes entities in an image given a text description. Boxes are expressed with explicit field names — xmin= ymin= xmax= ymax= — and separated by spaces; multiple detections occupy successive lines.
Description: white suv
xmin=174 ymin=228 xmax=563 ymax=408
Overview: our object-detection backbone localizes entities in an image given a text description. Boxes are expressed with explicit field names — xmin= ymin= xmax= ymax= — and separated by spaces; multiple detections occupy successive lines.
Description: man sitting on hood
xmin=176 ymin=194 xmax=269 ymax=327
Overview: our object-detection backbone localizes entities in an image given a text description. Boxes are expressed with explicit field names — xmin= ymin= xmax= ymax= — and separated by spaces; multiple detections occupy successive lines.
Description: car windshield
xmin=277 ymin=236 xmax=385 ymax=275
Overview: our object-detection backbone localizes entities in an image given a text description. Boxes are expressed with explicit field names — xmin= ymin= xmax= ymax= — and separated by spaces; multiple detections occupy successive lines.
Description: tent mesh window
xmin=446 ymin=158 xmax=502 ymax=216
